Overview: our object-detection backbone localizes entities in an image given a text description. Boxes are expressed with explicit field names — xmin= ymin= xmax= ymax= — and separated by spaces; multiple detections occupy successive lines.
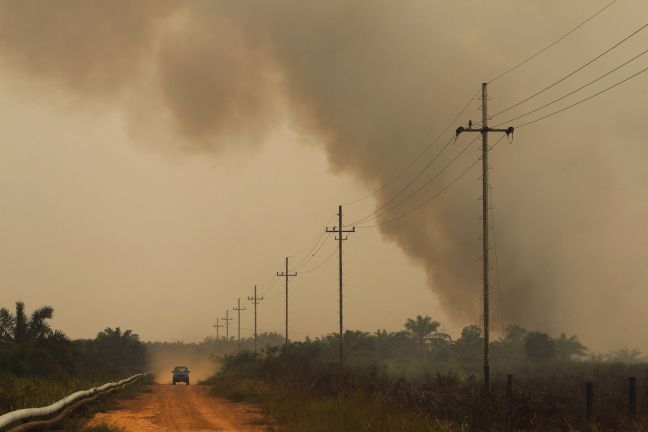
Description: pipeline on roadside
xmin=0 ymin=373 xmax=149 ymax=431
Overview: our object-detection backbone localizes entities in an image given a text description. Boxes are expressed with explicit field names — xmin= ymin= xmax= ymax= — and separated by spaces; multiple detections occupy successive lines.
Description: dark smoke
xmin=1 ymin=0 xmax=647 ymax=349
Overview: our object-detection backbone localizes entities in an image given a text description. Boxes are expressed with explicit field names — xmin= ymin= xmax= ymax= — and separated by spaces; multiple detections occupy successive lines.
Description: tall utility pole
xmin=213 ymin=318 xmax=224 ymax=341
xmin=233 ymin=298 xmax=246 ymax=348
xmin=247 ymin=285 xmax=264 ymax=354
xmin=455 ymin=82 xmax=513 ymax=393
xmin=326 ymin=205 xmax=355 ymax=367
xmin=221 ymin=310 xmax=233 ymax=342
xmin=276 ymin=257 xmax=297 ymax=348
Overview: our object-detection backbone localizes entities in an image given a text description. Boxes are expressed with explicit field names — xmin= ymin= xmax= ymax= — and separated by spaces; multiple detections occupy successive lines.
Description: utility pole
xmin=326 ymin=205 xmax=355 ymax=368
xmin=233 ymin=298 xmax=246 ymax=349
xmin=248 ymin=285 xmax=264 ymax=354
xmin=221 ymin=310 xmax=233 ymax=342
xmin=455 ymin=82 xmax=514 ymax=394
xmin=213 ymin=318 xmax=224 ymax=341
xmin=276 ymin=257 xmax=297 ymax=348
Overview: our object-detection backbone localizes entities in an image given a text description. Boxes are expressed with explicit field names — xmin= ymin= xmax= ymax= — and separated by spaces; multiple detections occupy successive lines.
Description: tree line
xmin=0 ymin=301 xmax=147 ymax=378
xmin=261 ymin=315 xmax=643 ymax=373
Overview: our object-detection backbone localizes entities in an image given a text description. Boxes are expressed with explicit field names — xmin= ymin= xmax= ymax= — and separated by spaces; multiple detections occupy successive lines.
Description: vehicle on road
xmin=172 ymin=366 xmax=190 ymax=385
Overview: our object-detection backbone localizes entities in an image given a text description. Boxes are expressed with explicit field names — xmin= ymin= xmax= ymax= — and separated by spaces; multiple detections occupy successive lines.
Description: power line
xmin=298 ymin=245 xmax=338 ymax=274
xmin=342 ymin=88 xmax=481 ymax=206
xmin=326 ymin=206 xmax=355 ymax=367
xmin=493 ymin=46 xmax=648 ymax=127
xmin=488 ymin=0 xmax=619 ymax=84
xmin=348 ymin=135 xmax=458 ymax=225
xmin=491 ymin=21 xmax=648 ymax=119
xmin=247 ymin=285 xmax=264 ymax=354
xmin=260 ymin=272 xmax=280 ymax=297
xmin=232 ymin=298 xmax=246 ymax=348
xmin=357 ymin=135 xmax=508 ymax=229
xmin=353 ymin=135 xmax=480 ymax=226
xmin=293 ymin=234 xmax=331 ymax=271
xmin=221 ymin=310 xmax=233 ymax=341
xmin=357 ymin=160 xmax=478 ymax=229
xmin=340 ymin=7 xmax=623 ymax=225
xmin=263 ymin=290 xmax=283 ymax=300
xmin=455 ymin=84 xmax=515 ymax=394
xmin=276 ymin=257 xmax=297 ymax=347
xmin=288 ymin=214 xmax=336 ymax=260
xmin=213 ymin=318 xmax=224 ymax=341
xmin=516 ymin=62 xmax=648 ymax=129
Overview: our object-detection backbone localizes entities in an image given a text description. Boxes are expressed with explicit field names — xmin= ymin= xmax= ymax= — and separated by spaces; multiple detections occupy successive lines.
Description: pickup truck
xmin=172 ymin=366 xmax=190 ymax=385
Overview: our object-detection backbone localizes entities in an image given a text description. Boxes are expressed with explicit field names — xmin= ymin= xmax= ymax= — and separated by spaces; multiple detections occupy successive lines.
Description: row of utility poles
xmin=213 ymin=293 xmax=263 ymax=353
xmin=213 ymin=204 xmax=354 ymax=364
xmin=213 ymin=82 xmax=512 ymax=394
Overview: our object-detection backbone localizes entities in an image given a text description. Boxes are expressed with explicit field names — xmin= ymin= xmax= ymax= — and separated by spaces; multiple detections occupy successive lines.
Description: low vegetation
xmin=207 ymin=316 xmax=648 ymax=431
xmin=0 ymin=301 xmax=147 ymax=414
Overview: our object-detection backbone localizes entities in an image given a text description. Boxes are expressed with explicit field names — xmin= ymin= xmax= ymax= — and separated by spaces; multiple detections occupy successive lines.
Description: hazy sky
xmin=0 ymin=0 xmax=647 ymax=352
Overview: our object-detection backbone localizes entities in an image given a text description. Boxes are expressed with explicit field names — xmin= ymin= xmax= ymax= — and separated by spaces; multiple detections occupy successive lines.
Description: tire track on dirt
xmin=86 ymin=384 xmax=265 ymax=432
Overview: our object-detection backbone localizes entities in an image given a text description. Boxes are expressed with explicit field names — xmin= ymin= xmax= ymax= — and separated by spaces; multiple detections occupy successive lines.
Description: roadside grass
xmin=208 ymin=374 xmax=458 ymax=432
xmin=0 ymin=375 xmax=152 ymax=432
xmin=205 ymin=351 xmax=648 ymax=431
xmin=0 ymin=373 xmax=152 ymax=415
xmin=0 ymin=375 xmax=103 ymax=414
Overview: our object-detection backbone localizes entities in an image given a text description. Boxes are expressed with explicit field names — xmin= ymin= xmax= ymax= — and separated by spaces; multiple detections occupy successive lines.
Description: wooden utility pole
xmin=247 ymin=285 xmax=264 ymax=354
xmin=456 ymin=82 xmax=513 ymax=393
xmin=233 ymin=298 xmax=246 ymax=348
xmin=326 ymin=205 xmax=355 ymax=367
xmin=276 ymin=257 xmax=297 ymax=347
xmin=221 ymin=310 xmax=233 ymax=342
xmin=213 ymin=318 xmax=224 ymax=341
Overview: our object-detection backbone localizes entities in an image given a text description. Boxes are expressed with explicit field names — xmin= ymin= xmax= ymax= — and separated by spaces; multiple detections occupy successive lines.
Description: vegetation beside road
xmin=0 ymin=301 xmax=148 ymax=415
xmin=207 ymin=316 xmax=648 ymax=431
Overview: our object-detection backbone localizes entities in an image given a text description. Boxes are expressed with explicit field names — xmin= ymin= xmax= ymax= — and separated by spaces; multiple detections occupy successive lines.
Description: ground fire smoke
xmin=2 ymin=0 xmax=647 ymax=349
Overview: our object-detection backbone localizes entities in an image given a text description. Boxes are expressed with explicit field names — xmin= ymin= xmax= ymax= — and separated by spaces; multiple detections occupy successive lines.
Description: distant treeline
xmin=209 ymin=316 xmax=648 ymax=431
xmin=0 ymin=301 xmax=147 ymax=378
xmin=149 ymin=315 xmax=641 ymax=374
xmin=146 ymin=331 xmax=285 ymax=357
xmin=243 ymin=316 xmax=642 ymax=374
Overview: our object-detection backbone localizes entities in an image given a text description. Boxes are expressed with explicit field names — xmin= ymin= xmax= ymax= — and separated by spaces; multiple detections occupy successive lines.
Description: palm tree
xmin=610 ymin=348 xmax=642 ymax=363
xmin=404 ymin=315 xmax=440 ymax=354
xmin=93 ymin=327 xmax=147 ymax=373
xmin=555 ymin=333 xmax=587 ymax=361
xmin=0 ymin=301 xmax=55 ymax=343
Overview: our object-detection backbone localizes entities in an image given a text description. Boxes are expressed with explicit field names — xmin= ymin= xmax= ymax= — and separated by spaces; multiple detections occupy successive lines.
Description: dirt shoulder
xmin=85 ymin=384 xmax=266 ymax=432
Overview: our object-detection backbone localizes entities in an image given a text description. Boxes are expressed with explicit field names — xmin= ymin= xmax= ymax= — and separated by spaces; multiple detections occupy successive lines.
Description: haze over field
xmin=0 ymin=0 xmax=647 ymax=352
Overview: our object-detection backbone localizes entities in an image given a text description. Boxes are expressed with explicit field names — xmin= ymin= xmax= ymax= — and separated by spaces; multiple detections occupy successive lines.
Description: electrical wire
xmin=341 ymin=88 xmax=481 ymax=206
xmin=348 ymin=135 xmax=458 ymax=225
xmin=493 ymin=46 xmax=648 ymax=127
xmin=298 ymin=245 xmax=338 ymax=274
xmin=516 ymin=62 xmax=648 ymax=129
xmin=287 ymin=214 xmax=336 ymax=259
xmin=260 ymin=275 xmax=280 ymax=297
xmin=356 ymin=135 xmax=507 ymax=229
xmin=488 ymin=0 xmax=619 ymax=84
xmin=263 ymin=290 xmax=283 ymax=300
xmin=356 ymin=162 xmax=477 ymax=229
xmin=293 ymin=235 xmax=331 ymax=271
xmin=355 ymin=135 xmax=480 ymax=226
xmin=491 ymin=21 xmax=648 ymax=119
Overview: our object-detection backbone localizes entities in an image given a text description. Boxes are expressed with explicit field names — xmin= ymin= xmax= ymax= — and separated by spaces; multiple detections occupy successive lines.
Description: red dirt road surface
xmin=86 ymin=384 xmax=266 ymax=431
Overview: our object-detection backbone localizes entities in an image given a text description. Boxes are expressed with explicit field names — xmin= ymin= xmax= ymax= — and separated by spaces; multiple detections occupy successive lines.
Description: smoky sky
xmin=1 ymin=0 xmax=648 ymax=350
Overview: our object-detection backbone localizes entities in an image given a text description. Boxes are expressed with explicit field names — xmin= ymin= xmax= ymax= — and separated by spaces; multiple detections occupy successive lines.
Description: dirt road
xmin=86 ymin=384 xmax=266 ymax=431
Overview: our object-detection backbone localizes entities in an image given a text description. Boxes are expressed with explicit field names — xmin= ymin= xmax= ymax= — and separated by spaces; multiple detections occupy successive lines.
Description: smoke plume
xmin=2 ymin=0 xmax=647 ymax=349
